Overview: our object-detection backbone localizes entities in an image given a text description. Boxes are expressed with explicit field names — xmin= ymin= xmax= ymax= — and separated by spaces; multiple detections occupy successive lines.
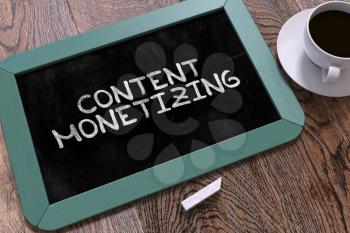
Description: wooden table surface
xmin=0 ymin=0 xmax=349 ymax=232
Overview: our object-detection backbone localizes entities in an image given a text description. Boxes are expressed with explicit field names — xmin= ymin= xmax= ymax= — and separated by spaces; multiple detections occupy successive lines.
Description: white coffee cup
xmin=304 ymin=1 xmax=350 ymax=83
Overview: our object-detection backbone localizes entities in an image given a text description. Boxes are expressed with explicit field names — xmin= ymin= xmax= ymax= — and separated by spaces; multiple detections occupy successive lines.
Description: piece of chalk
xmin=181 ymin=177 xmax=222 ymax=211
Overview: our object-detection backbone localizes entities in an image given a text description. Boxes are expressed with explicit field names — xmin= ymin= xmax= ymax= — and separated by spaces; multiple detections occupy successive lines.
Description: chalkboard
xmin=0 ymin=0 xmax=304 ymax=230
xmin=17 ymin=10 xmax=279 ymax=204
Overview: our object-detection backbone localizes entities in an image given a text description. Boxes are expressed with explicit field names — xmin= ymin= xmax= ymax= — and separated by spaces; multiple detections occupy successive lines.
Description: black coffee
xmin=309 ymin=10 xmax=350 ymax=57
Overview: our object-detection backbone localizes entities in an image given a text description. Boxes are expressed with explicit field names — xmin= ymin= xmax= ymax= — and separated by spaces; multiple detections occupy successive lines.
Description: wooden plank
xmin=60 ymin=206 xmax=144 ymax=233
xmin=0 ymin=0 xmax=77 ymax=60
xmin=66 ymin=0 xmax=179 ymax=33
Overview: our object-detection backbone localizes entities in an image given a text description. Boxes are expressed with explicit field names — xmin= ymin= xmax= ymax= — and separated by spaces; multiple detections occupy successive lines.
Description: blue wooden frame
xmin=0 ymin=0 xmax=304 ymax=230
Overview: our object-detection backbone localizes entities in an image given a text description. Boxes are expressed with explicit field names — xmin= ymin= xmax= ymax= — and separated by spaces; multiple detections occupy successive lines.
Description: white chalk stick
xmin=181 ymin=177 xmax=222 ymax=211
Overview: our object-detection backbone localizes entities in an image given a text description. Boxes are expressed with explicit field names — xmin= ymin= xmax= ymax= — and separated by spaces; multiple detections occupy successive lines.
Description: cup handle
xmin=322 ymin=65 xmax=341 ymax=83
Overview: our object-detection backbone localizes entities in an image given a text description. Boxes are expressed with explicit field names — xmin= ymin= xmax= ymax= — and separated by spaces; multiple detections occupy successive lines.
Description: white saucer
xmin=277 ymin=9 xmax=350 ymax=97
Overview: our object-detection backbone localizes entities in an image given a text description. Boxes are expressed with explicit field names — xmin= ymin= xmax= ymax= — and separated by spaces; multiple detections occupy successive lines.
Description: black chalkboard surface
xmin=16 ymin=11 xmax=280 ymax=204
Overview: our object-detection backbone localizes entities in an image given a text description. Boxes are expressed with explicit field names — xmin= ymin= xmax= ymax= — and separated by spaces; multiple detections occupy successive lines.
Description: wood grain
xmin=0 ymin=0 xmax=349 ymax=232
xmin=66 ymin=0 xmax=179 ymax=33
xmin=0 ymin=0 xmax=76 ymax=60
